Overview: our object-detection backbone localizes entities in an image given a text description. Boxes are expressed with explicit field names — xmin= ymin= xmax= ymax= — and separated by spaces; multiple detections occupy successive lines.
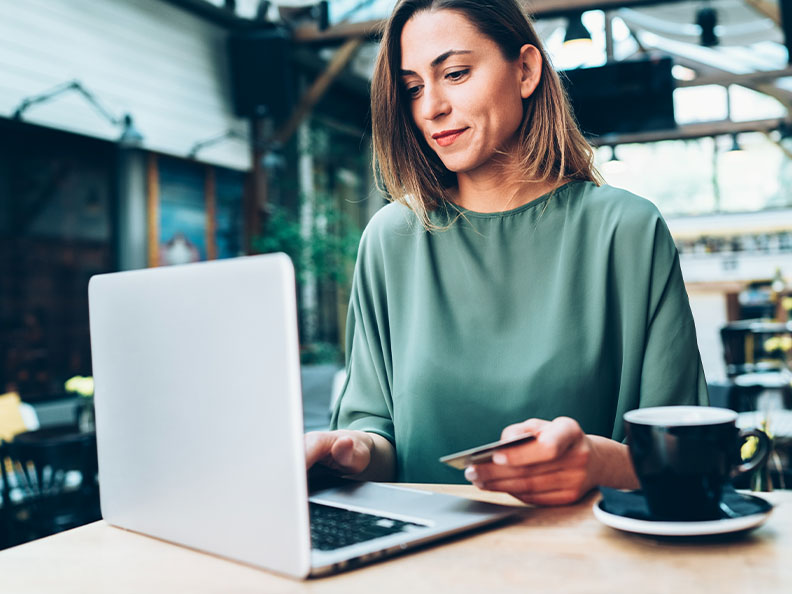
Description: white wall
xmin=680 ymin=252 xmax=792 ymax=284
xmin=687 ymin=291 xmax=729 ymax=383
xmin=0 ymin=0 xmax=250 ymax=170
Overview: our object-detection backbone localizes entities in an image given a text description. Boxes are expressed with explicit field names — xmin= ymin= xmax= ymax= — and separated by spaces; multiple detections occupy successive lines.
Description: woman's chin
xmin=436 ymin=156 xmax=480 ymax=175
xmin=441 ymin=159 xmax=501 ymax=178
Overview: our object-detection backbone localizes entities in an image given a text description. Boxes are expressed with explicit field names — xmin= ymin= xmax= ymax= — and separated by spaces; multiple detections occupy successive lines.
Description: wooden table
xmin=1 ymin=485 xmax=790 ymax=594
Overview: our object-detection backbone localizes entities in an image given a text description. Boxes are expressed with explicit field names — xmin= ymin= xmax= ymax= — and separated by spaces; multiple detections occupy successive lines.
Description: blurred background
xmin=3 ymin=0 xmax=792 ymax=546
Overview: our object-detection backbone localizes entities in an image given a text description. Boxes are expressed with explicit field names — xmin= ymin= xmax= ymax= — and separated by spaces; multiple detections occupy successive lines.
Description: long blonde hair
xmin=371 ymin=0 xmax=602 ymax=228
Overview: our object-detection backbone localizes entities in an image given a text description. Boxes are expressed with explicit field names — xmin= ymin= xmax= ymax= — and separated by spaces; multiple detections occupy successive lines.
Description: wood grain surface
xmin=1 ymin=485 xmax=789 ymax=594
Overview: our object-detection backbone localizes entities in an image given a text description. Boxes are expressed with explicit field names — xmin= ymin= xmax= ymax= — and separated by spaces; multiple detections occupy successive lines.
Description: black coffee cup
xmin=624 ymin=406 xmax=770 ymax=521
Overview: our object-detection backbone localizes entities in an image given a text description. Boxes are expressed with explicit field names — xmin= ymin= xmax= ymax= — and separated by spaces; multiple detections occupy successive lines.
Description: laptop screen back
xmin=88 ymin=254 xmax=312 ymax=577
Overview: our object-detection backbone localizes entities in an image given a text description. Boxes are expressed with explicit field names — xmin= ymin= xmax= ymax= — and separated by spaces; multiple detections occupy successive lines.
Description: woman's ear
xmin=518 ymin=44 xmax=543 ymax=99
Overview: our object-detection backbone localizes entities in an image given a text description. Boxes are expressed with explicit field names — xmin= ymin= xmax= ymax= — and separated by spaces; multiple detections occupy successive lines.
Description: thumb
xmin=330 ymin=434 xmax=372 ymax=474
xmin=501 ymin=418 xmax=546 ymax=440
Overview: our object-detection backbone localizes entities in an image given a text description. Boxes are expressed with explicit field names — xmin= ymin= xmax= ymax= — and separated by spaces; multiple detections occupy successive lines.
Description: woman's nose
xmin=420 ymin=84 xmax=450 ymax=121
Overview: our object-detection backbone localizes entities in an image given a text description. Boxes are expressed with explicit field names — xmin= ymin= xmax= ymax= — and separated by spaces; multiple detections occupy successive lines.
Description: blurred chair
xmin=1 ymin=426 xmax=100 ymax=549
xmin=718 ymin=323 xmax=792 ymax=490
xmin=1 ymin=391 xmax=41 ymax=549
xmin=729 ymin=373 xmax=792 ymax=491
xmin=720 ymin=320 xmax=791 ymax=378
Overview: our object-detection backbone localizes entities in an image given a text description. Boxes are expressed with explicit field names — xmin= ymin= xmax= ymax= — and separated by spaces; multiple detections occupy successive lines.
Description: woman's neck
xmin=452 ymin=163 xmax=563 ymax=213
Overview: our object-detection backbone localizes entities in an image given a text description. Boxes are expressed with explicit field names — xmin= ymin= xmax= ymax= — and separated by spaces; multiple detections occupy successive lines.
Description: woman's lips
xmin=432 ymin=128 xmax=468 ymax=147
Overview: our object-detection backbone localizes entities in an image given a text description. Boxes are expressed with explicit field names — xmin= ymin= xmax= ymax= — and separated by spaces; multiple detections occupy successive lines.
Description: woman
xmin=305 ymin=0 xmax=708 ymax=505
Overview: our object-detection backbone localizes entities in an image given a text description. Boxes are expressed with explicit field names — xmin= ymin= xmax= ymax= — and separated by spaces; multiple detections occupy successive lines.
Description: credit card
xmin=439 ymin=433 xmax=536 ymax=470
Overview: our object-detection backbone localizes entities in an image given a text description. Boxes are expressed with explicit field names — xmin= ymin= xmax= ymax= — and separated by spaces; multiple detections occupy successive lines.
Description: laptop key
xmin=310 ymin=502 xmax=427 ymax=551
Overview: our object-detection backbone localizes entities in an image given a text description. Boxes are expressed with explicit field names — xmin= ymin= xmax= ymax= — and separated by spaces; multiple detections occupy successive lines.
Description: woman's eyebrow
xmin=400 ymin=49 xmax=472 ymax=76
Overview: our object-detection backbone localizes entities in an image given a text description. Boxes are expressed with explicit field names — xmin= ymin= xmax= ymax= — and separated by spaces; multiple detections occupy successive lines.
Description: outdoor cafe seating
xmin=0 ymin=420 xmax=100 ymax=549
xmin=719 ymin=320 xmax=792 ymax=490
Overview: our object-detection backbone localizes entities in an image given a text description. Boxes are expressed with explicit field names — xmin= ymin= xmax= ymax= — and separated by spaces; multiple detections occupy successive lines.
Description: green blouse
xmin=330 ymin=181 xmax=708 ymax=483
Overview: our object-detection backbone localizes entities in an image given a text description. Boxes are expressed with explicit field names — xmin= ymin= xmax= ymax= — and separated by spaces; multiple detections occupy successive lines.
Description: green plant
xmin=252 ymin=192 xmax=361 ymax=287
xmin=252 ymin=192 xmax=361 ymax=365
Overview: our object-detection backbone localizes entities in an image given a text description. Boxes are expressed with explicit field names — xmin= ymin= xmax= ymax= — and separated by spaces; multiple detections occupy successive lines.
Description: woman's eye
xmin=446 ymin=69 xmax=470 ymax=81
xmin=406 ymin=85 xmax=423 ymax=98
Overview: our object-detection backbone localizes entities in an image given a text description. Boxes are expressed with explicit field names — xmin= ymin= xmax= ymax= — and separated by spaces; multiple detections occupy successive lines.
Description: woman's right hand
xmin=304 ymin=430 xmax=376 ymax=476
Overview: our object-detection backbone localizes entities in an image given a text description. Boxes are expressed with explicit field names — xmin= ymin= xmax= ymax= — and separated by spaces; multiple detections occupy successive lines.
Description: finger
xmin=305 ymin=432 xmax=336 ymax=469
xmin=330 ymin=435 xmax=371 ymax=474
xmin=494 ymin=417 xmax=582 ymax=466
xmin=330 ymin=436 xmax=357 ymax=468
xmin=476 ymin=469 xmax=587 ymax=496
xmin=468 ymin=457 xmax=577 ymax=483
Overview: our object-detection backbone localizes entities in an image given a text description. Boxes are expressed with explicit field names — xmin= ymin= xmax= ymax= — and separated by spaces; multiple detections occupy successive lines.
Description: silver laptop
xmin=88 ymin=253 xmax=515 ymax=579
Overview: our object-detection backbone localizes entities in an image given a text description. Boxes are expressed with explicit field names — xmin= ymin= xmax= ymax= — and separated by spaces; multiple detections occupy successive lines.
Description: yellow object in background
xmin=763 ymin=335 xmax=792 ymax=353
xmin=741 ymin=435 xmax=759 ymax=461
xmin=0 ymin=392 xmax=28 ymax=442
xmin=65 ymin=376 xmax=94 ymax=397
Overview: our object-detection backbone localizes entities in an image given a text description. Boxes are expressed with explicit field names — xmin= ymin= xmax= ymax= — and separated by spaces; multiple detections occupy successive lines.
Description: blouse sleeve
xmin=329 ymin=227 xmax=396 ymax=445
xmin=637 ymin=218 xmax=709 ymax=409
xmin=610 ymin=206 xmax=709 ymax=442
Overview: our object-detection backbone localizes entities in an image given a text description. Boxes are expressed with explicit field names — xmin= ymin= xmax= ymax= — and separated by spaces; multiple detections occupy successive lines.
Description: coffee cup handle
xmin=733 ymin=429 xmax=771 ymax=477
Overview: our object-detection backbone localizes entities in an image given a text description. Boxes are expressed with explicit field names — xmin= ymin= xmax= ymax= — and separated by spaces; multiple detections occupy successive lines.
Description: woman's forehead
xmin=399 ymin=10 xmax=493 ymax=71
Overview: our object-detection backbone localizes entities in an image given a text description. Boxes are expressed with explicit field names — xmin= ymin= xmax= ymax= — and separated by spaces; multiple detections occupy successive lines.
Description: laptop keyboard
xmin=309 ymin=502 xmax=427 ymax=551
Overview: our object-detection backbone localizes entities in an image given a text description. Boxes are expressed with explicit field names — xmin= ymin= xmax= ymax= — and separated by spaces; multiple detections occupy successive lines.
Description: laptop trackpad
xmin=311 ymin=479 xmax=466 ymax=523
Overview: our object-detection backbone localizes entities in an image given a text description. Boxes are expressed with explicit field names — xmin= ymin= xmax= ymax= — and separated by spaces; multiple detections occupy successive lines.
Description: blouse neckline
xmin=441 ymin=180 xmax=584 ymax=220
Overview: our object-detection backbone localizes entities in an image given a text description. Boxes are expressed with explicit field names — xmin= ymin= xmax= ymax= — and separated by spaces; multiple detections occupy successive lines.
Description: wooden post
xmin=246 ymin=118 xmax=269 ymax=254
xmin=205 ymin=166 xmax=217 ymax=260
xmin=146 ymin=154 xmax=159 ymax=267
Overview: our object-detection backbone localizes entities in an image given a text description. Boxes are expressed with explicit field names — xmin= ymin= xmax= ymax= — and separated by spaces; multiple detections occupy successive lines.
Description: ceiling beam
xmin=293 ymin=0 xmax=688 ymax=43
xmin=676 ymin=66 xmax=792 ymax=108
xmin=521 ymin=0 xmax=686 ymax=19
xmin=676 ymin=67 xmax=792 ymax=88
xmin=590 ymin=117 xmax=787 ymax=146
xmin=274 ymin=38 xmax=364 ymax=146
xmin=293 ymin=19 xmax=381 ymax=43
xmin=637 ymin=39 xmax=792 ymax=109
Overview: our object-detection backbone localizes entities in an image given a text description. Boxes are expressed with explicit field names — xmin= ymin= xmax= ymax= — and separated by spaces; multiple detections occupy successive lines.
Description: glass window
xmin=596 ymin=132 xmax=792 ymax=217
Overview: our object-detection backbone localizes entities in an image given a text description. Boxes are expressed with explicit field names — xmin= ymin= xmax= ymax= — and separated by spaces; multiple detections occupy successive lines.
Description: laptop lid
xmin=89 ymin=254 xmax=312 ymax=578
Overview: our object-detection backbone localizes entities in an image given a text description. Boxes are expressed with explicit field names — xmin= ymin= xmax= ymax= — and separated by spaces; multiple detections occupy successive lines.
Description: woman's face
xmin=399 ymin=9 xmax=537 ymax=176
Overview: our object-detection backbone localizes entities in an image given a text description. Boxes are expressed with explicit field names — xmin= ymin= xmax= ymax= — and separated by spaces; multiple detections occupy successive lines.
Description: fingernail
xmin=492 ymin=453 xmax=507 ymax=465
xmin=464 ymin=466 xmax=478 ymax=481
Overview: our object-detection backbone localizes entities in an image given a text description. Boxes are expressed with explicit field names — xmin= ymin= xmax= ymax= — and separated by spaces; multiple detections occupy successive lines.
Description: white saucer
xmin=593 ymin=499 xmax=772 ymax=537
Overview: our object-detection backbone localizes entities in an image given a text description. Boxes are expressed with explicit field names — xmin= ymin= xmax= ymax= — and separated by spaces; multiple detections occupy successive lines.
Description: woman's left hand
xmin=464 ymin=417 xmax=604 ymax=506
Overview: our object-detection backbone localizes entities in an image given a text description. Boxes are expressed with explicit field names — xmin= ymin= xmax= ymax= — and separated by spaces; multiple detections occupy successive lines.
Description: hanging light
xmin=719 ymin=133 xmax=748 ymax=173
xmin=600 ymin=145 xmax=627 ymax=178
xmin=564 ymin=12 xmax=592 ymax=48
xmin=696 ymin=6 xmax=718 ymax=47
